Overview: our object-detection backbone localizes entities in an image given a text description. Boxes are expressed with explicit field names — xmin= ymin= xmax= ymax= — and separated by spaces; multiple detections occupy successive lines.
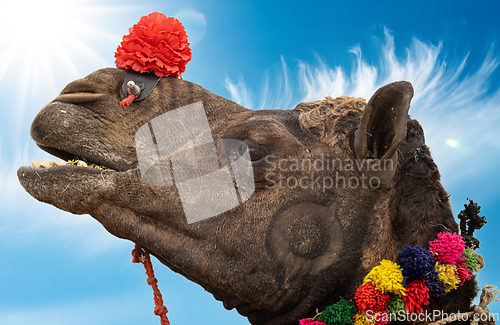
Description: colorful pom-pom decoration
xmin=423 ymin=269 xmax=446 ymax=297
xmin=387 ymin=296 xmax=405 ymax=316
xmin=115 ymin=12 xmax=192 ymax=78
xmin=318 ymin=300 xmax=357 ymax=325
xmin=455 ymin=257 xmax=473 ymax=285
xmin=462 ymin=248 xmax=479 ymax=271
xmin=354 ymin=312 xmax=391 ymax=325
xmin=429 ymin=232 xmax=465 ymax=266
xmin=354 ymin=312 xmax=375 ymax=325
xmin=398 ymin=245 xmax=435 ymax=282
xmin=355 ymin=283 xmax=390 ymax=313
xmin=402 ymin=280 xmax=429 ymax=313
xmin=363 ymin=260 xmax=406 ymax=297
xmin=299 ymin=232 xmax=481 ymax=325
xmin=374 ymin=313 xmax=391 ymax=325
xmin=435 ymin=262 xmax=460 ymax=292
xmin=299 ymin=319 xmax=326 ymax=325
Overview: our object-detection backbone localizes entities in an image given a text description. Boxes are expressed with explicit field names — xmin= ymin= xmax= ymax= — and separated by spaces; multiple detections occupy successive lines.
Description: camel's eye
xmin=248 ymin=146 xmax=267 ymax=162
xmin=231 ymin=142 xmax=266 ymax=163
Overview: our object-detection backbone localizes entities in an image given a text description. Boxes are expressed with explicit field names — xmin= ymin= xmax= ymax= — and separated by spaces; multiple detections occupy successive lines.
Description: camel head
xmin=18 ymin=67 xmax=476 ymax=324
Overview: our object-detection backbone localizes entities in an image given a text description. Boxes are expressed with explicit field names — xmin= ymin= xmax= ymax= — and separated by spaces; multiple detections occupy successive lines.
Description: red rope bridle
xmin=132 ymin=244 xmax=170 ymax=325
xmin=120 ymin=87 xmax=141 ymax=108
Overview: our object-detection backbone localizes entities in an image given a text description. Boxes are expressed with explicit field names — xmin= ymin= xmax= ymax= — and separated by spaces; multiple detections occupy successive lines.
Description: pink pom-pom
xmin=375 ymin=312 xmax=391 ymax=325
xmin=428 ymin=232 xmax=465 ymax=266
xmin=299 ymin=319 xmax=325 ymax=325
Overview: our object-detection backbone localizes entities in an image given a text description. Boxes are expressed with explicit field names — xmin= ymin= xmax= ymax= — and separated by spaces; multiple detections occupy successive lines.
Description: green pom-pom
xmin=318 ymin=300 xmax=357 ymax=325
xmin=387 ymin=296 xmax=405 ymax=316
xmin=462 ymin=248 xmax=479 ymax=271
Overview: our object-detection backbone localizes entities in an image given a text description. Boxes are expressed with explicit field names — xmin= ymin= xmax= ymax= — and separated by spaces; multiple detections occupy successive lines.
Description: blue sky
xmin=1 ymin=0 xmax=500 ymax=324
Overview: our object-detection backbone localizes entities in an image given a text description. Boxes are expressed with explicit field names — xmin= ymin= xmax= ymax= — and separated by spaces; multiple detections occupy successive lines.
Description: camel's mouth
xmin=30 ymin=144 xmax=115 ymax=171
xmin=22 ymin=96 xmax=140 ymax=177
xmin=17 ymin=140 xmax=123 ymax=198
xmin=17 ymin=96 xmax=140 ymax=209
xmin=17 ymin=135 xmax=134 ymax=213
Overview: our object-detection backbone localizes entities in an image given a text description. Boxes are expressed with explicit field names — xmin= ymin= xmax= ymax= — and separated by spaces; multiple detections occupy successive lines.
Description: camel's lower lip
xmin=18 ymin=164 xmax=118 ymax=179
xmin=17 ymin=164 xmax=121 ymax=215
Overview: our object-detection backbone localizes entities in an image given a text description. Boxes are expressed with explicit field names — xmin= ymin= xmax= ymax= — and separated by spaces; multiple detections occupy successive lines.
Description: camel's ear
xmin=354 ymin=81 xmax=414 ymax=181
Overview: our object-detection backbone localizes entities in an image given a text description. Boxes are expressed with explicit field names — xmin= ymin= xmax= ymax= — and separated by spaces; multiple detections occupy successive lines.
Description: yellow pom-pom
xmin=354 ymin=312 xmax=376 ymax=325
xmin=435 ymin=263 xmax=460 ymax=292
xmin=363 ymin=260 xmax=406 ymax=297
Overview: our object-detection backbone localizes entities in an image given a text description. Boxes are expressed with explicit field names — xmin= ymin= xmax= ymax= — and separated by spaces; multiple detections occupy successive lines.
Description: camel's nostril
xmin=54 ymin=92 xmax=106 ymax=104
xmin=55 ymin=79 xmax=109 ymax=103
xmin=60 ymin=79 xmax=109 ymax=94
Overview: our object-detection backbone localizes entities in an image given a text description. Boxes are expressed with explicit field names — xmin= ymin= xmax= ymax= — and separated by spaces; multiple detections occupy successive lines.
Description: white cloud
xmin=224 ymin=28 xmax=500 ymax=186
xmin=224 ymin=75 xmax=255 ymax=109
xmin=174 ymin=9 xmax=207 ymax=46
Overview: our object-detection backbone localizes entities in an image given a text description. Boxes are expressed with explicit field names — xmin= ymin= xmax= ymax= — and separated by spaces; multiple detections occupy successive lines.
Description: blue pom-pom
xmin=398 ymin=245 xmax=436 ymax=282
xmin=424 ymin=270 xmax=446 ymax=297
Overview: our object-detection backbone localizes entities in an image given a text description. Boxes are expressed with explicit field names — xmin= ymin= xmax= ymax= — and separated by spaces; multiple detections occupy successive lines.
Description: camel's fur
xmin=18 ymin=69 xmax=479 ymax=324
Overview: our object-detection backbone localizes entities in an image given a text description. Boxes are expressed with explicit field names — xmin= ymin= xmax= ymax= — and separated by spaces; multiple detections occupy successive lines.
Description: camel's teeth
xmin=30 ymin=158 xmax=109 ymax=170
xmin=39 ymin=159 xmax=53 ymax=168
xmin=76 ymin=160 xmax=88 ymax=167
xmin=52 ymin=160 xmax=67 ymax=167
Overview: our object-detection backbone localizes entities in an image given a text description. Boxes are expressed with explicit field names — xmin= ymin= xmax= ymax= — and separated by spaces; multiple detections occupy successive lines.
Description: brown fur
xmin=297 ymin=96 xmax=367 ymax=148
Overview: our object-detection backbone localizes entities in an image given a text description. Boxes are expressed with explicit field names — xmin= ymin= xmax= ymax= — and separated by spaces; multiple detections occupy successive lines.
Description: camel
xmin=18 ymin=68 xmax=482 ymax=324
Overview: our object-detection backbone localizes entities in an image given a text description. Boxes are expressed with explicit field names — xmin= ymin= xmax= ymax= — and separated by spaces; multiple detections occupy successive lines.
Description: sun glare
xmin=1 ymin=1 xmax=98 ymax=82
xmin=445 ymin=139 xmax=459 ymax=148
xmin=9 ymin=1 xmax=69 ymax=46
xmin=0 ymin=0 xmax=134 ymax=141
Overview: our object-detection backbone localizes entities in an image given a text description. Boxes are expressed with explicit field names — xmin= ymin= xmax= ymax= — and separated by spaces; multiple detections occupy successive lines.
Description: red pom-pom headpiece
xmin=115 ymin=12 xmax=192 ymax=78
